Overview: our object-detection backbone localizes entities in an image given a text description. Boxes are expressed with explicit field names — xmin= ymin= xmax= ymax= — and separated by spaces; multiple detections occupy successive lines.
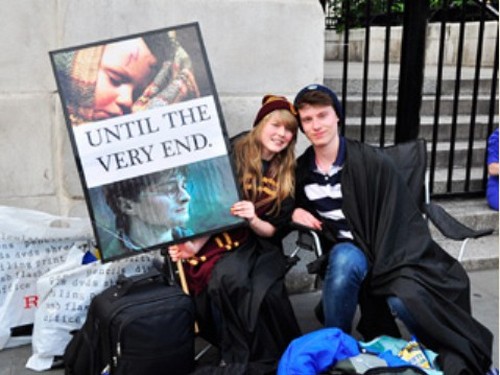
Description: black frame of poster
xmin=50 ymin=22 xmax=245 ymax=262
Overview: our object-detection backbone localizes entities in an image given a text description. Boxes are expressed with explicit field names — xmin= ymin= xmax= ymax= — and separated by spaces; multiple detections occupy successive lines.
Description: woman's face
xmin=93 ymin=38 xmax=158 ymax=120
xmin=259 ymin=112 xmax=295 ymax=161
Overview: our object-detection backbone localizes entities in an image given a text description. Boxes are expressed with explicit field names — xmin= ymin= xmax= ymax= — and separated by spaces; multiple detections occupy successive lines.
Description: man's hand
xmin=292 ymin=208 xmax=323 ymax=231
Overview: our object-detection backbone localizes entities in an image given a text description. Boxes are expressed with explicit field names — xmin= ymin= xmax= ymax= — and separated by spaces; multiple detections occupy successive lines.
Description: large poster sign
xmin=50 ymin=23 xmax=244 ymax=262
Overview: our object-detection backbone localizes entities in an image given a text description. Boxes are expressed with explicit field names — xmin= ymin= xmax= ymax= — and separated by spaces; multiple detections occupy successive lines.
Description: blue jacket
xmin=277 ymin=328 xmax=359 ymax=375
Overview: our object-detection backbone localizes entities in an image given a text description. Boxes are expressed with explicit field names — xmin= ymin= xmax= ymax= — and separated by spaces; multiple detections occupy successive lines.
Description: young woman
xmin=169 ymin=95 xmax=301 ymax=374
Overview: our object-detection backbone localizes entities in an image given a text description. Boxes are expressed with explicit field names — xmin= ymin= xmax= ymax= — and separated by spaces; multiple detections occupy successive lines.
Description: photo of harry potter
xmin=100 ymin=166 xmax=193 ymax=258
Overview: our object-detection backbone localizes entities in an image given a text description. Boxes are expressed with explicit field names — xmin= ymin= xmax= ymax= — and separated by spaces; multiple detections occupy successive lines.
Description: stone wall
xmin=0 ymin=0 xmax=324 ymax=217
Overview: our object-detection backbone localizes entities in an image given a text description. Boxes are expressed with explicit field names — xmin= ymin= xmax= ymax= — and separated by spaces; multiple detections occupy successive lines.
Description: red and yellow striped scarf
xmin=183 ymin=173 xmax=278 ymax=295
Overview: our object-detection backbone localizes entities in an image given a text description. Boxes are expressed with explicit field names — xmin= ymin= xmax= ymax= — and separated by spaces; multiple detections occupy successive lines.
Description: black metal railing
xmin=324 ymin=0 xmax=499 ymax=198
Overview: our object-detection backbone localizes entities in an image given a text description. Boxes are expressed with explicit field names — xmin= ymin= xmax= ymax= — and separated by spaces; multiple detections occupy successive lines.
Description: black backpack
xmin=63 ymin=267 xmax=196 ymax=375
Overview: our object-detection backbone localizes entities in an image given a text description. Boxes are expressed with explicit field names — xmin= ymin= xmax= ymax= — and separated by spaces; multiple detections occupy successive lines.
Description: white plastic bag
xmin=26 ymin=245 xmax=161 ymax=371
xmin=0 ymin=206 xmax=93 ymax=350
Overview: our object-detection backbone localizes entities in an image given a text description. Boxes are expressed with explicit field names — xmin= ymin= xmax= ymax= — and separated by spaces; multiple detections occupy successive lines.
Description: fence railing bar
xmin=380 ymin=0 xmax=393 ymax=147
xmin=430 ymin=0 xmax=449 ymax=195
xmin=487 ymin=32 xmax=499 ymax=134
xmin=360 ymin=0 xmax=371 ymax=143
xmin=446 ymin=2 xmax=467 ymax=193
xmin=465 ymin=0 xmax=487 ymax=191
xmin=340 ymin=0 xmax=350 ymax=138
xmin=323 ymin=0 xmax=497 ymax=198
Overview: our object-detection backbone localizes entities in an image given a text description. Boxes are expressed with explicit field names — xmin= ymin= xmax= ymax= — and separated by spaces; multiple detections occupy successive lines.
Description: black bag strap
xmin=159 ymin=249 xmax=177 ymax=286
xmin=114 ymin=252 xmax=178 ymax=295
xmin=114 ymin=268 xmax=164 ymax=297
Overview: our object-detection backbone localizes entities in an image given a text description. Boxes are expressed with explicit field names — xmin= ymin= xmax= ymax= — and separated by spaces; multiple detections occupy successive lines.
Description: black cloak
xmin=295 ymin=139 xmax=493 ymax=374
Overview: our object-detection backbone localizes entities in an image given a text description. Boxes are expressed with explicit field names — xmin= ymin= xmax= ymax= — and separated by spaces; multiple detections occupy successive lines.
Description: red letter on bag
xmin=24 ymin=295 xmax=38 ymax=309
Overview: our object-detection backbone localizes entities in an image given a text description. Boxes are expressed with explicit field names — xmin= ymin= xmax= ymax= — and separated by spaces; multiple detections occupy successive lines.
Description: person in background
xmin=291 ymin=83 xmax=493 ymax=375
xmin=169 ymin=95 xmax=301 ymax=374
xmin=486 ymin=128 xmax=498 ymax=211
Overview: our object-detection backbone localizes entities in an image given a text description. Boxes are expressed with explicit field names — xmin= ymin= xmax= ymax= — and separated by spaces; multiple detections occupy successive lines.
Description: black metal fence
xmin=324 ymin=0 xmax=499 ymax=198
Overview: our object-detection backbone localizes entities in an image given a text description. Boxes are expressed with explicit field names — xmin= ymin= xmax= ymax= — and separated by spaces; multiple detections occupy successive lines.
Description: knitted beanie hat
xmin=253 ymin=95 xmax=297 ymax=127
xmin=293 ymin=84 xmax=344 ymax=131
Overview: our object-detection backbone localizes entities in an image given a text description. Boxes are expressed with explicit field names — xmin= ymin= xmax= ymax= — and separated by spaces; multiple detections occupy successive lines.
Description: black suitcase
xmin=64 ymin=267 xmax=196 ymax=375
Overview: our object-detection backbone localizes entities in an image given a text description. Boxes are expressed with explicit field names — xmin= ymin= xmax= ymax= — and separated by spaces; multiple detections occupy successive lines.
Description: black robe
xmin=295 ymin=139 xmax=493 ymax=374
xmin=190 ymin=197 xmax=301 ymax=375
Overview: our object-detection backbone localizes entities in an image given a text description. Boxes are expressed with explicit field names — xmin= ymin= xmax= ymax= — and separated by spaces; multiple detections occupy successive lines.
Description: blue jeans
xmin=386 ymin=296 xmax=420 ymax=337
xmin=323 ymin=242 xmax=368 ymax=331
xmin=322 ymin=242 xmax=419 ymax=336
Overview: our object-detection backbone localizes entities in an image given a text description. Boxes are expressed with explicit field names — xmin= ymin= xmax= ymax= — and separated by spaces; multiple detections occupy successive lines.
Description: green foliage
xmin=326 ymin=0 xmax=404 ymax=31
xmin=326 ymin=0 xmax=496 ymax=31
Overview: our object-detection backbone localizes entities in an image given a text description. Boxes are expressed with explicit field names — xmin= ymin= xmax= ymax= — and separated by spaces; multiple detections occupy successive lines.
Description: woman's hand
xmin=230 ymin=200 xmax=256 ymax=222
xmin=231 ymin=200 xmax=276 ymax=237
xmin=168 ymin=236 xmax=210 ymax=262
xmin=292 ymin=208 xmax=323 ymax=231
xmin=168 ymin=241 xmax=197 ymax=262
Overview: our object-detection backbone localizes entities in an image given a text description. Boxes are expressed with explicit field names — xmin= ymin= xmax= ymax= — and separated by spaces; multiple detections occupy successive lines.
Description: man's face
xmin=127 ymin=173 xmax=191 ymax=228
xmin=298 ymin=104 xmax=339 ymax=148
xmin=93 ymin=38 xmax=158 ymax=120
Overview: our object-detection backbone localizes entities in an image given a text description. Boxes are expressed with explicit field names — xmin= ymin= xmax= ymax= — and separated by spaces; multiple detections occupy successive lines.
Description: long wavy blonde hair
xmin=233 ymin=109 xmax=298 ymax=215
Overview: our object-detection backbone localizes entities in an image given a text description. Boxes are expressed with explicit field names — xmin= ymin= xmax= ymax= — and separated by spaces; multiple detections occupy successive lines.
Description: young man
xmin=101 ymin=166 xmax=192 ymax=258
xmin=292 ymin=84 xmax=493 ymax=374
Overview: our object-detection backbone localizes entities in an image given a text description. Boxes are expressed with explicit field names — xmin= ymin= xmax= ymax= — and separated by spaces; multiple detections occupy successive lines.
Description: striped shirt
xmin=303 ymin=137 xmax=353 ymax=240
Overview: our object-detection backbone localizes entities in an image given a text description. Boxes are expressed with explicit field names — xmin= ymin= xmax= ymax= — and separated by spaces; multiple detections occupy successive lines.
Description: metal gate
xmin=324 ymin=0 xmax=498 ymax=198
